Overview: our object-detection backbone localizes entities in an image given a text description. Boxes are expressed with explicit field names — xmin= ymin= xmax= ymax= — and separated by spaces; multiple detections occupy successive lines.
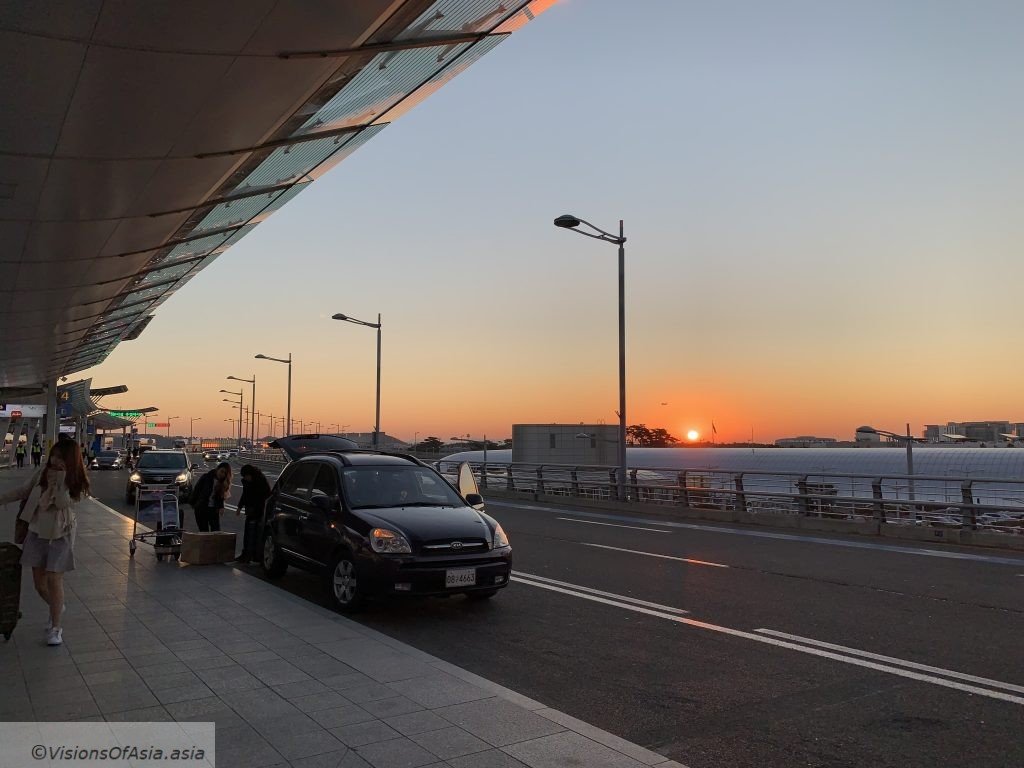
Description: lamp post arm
xmin=569 ymin=218 xmax=627 ymax=244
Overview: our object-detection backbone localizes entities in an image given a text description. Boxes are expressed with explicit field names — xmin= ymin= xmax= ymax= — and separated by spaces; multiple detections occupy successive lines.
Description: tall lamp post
xmin=554 ymin=214 xmax=628 ymax=500
xmin=166 ymin=416 xmax=179 ymax=438
xmin=190 ymin=417 xmax=201 ymax=449
xmin=255 ymin=353 xmax=291 ymax=437
xmin=228 ymin=375 xmax=255 ymax=448
xmin=861 ymin=424 xmax=920 ymax=500
xmin=332 ymin=313 xmax=382 ymax=449
xmin=221 ymin=390 xmax=243 ymax=449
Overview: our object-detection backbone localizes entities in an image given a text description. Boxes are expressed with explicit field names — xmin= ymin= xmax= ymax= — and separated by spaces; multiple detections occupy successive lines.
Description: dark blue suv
xmin=261 ymin=440 xmax=511 ymax=612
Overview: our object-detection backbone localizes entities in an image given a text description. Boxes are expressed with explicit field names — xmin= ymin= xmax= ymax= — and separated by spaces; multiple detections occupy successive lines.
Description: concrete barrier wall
xmin=481 ymin=488 xmax=1024 ymax=552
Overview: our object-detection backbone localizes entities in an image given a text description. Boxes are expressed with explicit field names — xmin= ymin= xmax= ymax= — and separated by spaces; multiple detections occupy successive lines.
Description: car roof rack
xmin=294 ymin=449 xmax=427 ymax=467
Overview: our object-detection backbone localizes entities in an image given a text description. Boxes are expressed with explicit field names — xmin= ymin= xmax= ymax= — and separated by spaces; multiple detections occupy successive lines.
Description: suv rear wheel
xmin=328 ymin=551 xmax=364 ymax=613
xmin=261 ymin=530 xmax=287 ymax=579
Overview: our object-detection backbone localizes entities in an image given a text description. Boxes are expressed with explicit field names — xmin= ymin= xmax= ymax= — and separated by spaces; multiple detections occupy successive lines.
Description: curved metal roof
xmin=0 ymin=0 xmax=555 ymax=387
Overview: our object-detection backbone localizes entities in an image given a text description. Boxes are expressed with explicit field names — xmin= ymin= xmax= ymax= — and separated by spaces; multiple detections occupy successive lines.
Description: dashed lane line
xmin=555 ymin=517 xmax=671 ymax=534
xmin=579 ymin=542 xmax=729 ymax=568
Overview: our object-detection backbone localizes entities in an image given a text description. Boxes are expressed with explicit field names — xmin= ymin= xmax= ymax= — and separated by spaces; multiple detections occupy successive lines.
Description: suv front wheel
xmin=328 ymin=551 xmax=364 ymax=613
xmin=261 ymin=530 xmax=287 ymax=579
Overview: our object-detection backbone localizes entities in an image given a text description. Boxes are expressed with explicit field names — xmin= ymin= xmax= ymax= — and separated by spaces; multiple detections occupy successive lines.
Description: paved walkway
xmin=0 ymin=478 xmax=686 ymax=768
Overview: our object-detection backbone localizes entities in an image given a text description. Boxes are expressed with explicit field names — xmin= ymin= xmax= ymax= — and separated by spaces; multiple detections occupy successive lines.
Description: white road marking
xmin=753 ymin=629 xmax=1024 ymax=695
xmin=513 ymin=571 xmax=689 ymax=615
xmin=556 ymin=517 xmax=671 ymax=533
xmin=513 ymin=575 xmax=1024 ymax=706
xmin=490 ymin=500 xmax=1024 ymax=566
xmin=581 ymin=543 xmax=729 ymax=569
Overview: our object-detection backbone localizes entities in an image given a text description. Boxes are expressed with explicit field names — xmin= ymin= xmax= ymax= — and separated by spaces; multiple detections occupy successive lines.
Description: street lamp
xmin=555 ymin=213 xmax=628 ymax=500
xmin=228 ymin=375 xmax=255 ymax=447
xmin=255 ymin=353 xmax=291 ymax=436
xmin=861 ymin=424 xmax=921 ymax=500
xmin=166 ymin=416 xmax=179 ymax=438
xmin=332 ymin=313 xmax=382 ymax=449
xmin=190 ymin=417 xmax=201 ymax=448
xmin=221 ymin=390 xmax=243 ymax=448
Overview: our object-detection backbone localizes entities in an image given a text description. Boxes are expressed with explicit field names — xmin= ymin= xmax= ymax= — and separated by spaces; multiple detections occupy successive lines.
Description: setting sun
xmin=686 ymin=429 xmax=700 ymax=441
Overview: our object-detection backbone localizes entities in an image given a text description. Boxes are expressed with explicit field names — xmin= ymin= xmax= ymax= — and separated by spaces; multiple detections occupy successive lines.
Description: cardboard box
xmin=180 ymin=531 xmax=236 ymax=565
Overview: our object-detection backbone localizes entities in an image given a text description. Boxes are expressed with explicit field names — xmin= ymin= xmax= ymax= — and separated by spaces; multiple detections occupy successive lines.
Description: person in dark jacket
xmin=235 ymin=464 xmax=272 ymax=563
xmin=189 ymin=462 xmax=232 ymax=532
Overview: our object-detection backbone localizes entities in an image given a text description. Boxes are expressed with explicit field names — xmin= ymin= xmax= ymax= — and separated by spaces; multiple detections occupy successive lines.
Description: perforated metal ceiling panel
xmin=0 ymin=0 xmax=554 ymax=387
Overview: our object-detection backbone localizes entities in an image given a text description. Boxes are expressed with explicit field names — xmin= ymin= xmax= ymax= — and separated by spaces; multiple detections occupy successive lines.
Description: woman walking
xmin=189 ymin=462 xmax=232 ymax=532
xmin=235 ymin=464 xmax=272 ymax=563
xmin=0 ymin=440 xmax=90 ymax=646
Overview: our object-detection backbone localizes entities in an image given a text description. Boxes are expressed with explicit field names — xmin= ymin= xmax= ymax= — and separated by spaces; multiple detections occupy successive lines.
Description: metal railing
xmin=436 ymin=461 xmax=1024 ymax=535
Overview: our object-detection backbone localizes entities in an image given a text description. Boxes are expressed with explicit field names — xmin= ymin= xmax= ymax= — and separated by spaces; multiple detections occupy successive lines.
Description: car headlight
xmin=492 ymin=523 xmax=510 ymax=549
xmin=369 ymin=528 xmax=412 ymax=554
xmin=130 ymin=473 xmax=141 ymax=483
xmin=175 ymin=473 xmax=189 ymax=483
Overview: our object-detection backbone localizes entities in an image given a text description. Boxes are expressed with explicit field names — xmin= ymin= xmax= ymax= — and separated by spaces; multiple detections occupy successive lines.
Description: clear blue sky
xmin=94 ymin=0 xmax=1024 ymax=442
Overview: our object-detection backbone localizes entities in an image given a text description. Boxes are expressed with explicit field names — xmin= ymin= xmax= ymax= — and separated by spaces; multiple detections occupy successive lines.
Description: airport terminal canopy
xmin=0 ymin=0 xmax=555 ymax=388
xmin=56 ymin=377 xmax=134 ymax=427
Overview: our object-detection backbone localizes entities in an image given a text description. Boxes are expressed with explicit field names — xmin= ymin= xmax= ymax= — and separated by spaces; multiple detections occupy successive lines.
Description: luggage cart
xmin=130 ymin=484 xmax=182 ymax=561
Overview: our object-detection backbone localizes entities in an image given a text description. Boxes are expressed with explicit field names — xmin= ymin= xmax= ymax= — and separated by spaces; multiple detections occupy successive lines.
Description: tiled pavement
xmin=0 ymin=486 xmax=687 ymax=768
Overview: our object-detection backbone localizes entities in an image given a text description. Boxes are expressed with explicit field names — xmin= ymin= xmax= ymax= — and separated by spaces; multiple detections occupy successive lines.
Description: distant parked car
xmin=261 ymin=434 xmax=511 ymax=612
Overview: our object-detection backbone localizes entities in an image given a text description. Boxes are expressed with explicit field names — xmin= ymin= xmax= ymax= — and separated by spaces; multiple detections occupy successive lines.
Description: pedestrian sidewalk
xmin=0 ymin=481 xmax=686 ymax=768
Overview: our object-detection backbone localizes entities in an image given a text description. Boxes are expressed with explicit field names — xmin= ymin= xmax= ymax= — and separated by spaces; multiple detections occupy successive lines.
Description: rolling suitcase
xmin=0 ymin=542 xmax=22 ymax=641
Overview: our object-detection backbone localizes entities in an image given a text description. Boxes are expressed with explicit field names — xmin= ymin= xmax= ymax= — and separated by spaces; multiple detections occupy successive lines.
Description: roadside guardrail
xmin=435 ymin=460 xmax=1024 ymax=537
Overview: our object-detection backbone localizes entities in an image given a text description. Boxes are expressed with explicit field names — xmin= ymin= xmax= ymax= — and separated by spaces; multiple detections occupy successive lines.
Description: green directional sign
xmin=109 ymin=410 xmax=143 ymax=419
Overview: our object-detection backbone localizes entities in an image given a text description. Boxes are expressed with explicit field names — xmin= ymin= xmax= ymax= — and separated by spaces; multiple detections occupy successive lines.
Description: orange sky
xmin=74 ymin=1 xmax=1024 ymax=443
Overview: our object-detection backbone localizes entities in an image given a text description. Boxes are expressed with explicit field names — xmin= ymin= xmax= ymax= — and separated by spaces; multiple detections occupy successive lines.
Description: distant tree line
xmin=626 ymin=424 xmax=679 ymax=447
xmin=410 ymin=436 xmax=512 ymax=452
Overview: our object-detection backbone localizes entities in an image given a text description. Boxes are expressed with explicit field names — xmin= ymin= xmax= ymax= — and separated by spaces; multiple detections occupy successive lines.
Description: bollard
xmin=872 ymin=478 xmax=885 ymax=523
xmin=796 ymin=476 xmax=811 ymax=516
xmin=960 ymin=481 xmax=976 ymax=529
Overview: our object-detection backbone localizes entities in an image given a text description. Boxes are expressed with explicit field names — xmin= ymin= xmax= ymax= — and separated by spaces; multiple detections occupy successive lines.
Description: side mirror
xmin=465 ymin=493 xmax=484 ymax=509
xmin=311 ymin=494 xmax=334 ymax=513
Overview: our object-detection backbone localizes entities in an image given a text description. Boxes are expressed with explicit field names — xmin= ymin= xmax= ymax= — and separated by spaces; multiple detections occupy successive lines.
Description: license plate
xmin=445 ymin=568 xmax=476 ymax=588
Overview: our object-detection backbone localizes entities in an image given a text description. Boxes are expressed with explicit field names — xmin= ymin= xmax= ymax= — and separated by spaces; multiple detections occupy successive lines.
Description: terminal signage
xmin=0 ymin=404 xmax=46 ymax=419
xmin=108 ymin=410 xmax=144 ymax=419
xmin=148 ymin=422 xmax=169 ymax=428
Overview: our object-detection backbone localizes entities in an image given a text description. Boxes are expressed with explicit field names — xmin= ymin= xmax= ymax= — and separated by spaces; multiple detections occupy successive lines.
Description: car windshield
xmin=98 ymin=451 xmax=118 ymax=458
xmin=137 ymin=453 xmax=187 ymax=469
xmin=340 ymin=466 xmax=465 ymax=510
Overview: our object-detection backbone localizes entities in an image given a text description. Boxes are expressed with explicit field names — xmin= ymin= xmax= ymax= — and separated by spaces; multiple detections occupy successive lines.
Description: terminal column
xmin=44 ymin=378 xmax=57 ymax=450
